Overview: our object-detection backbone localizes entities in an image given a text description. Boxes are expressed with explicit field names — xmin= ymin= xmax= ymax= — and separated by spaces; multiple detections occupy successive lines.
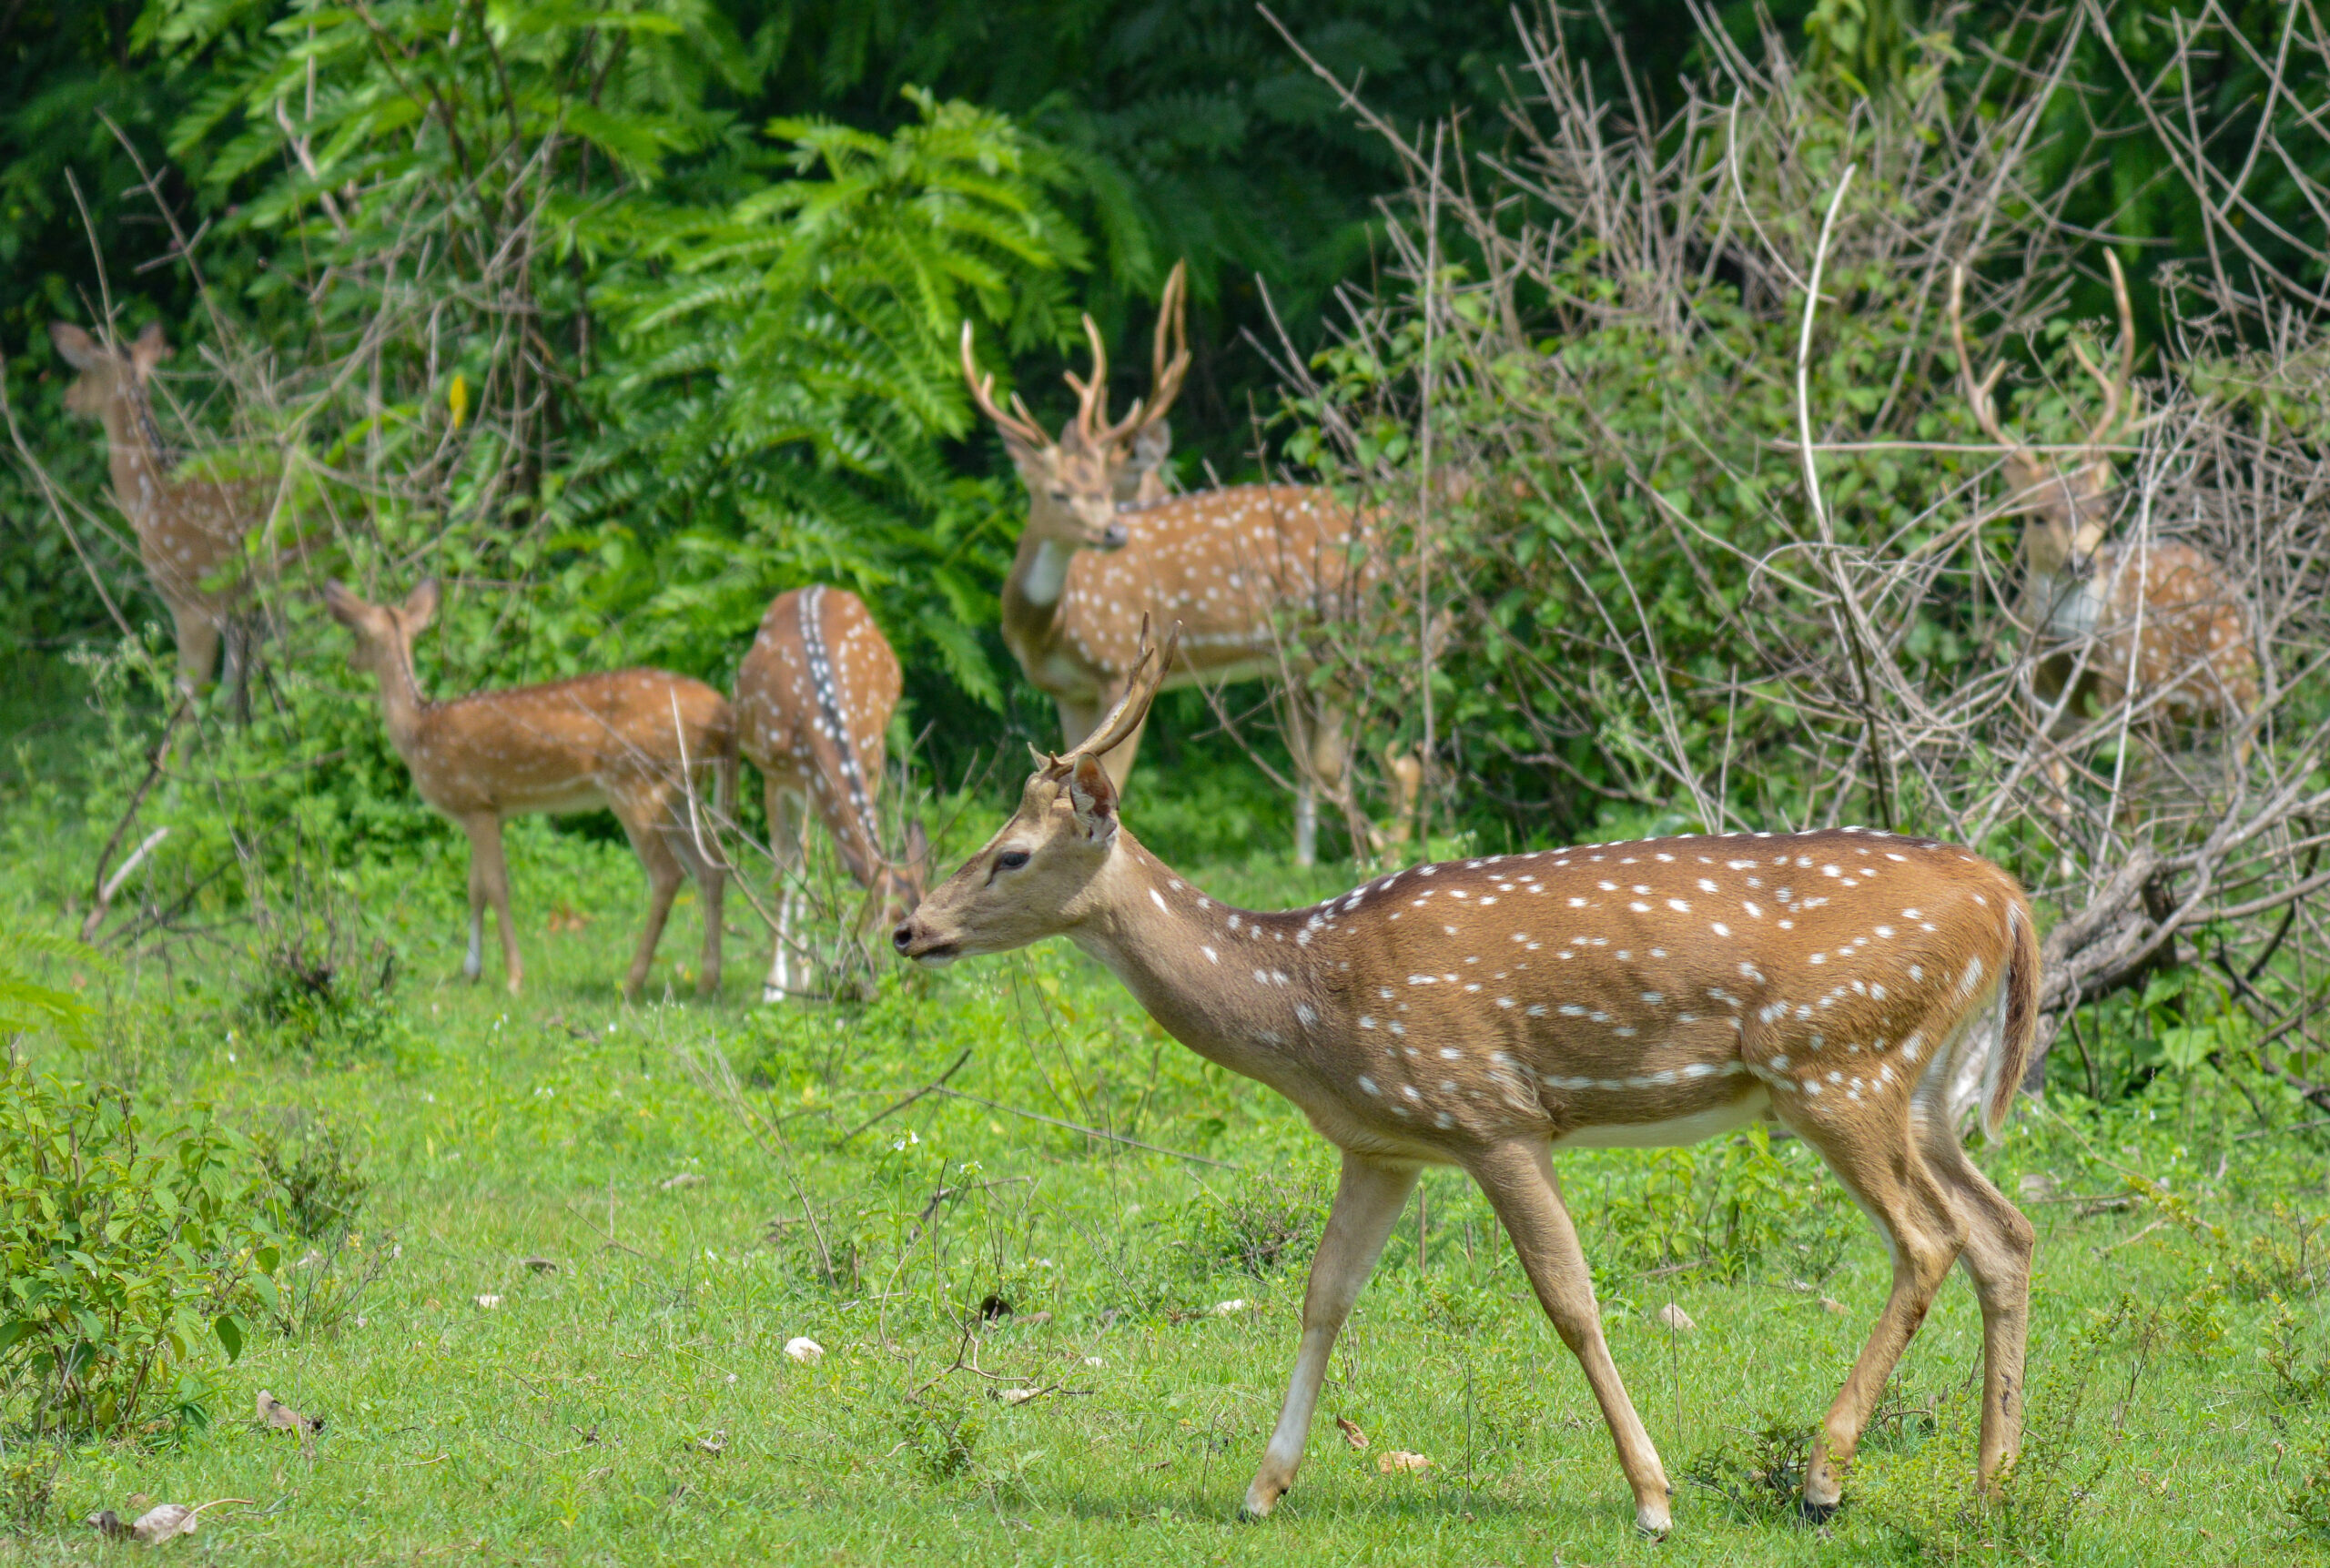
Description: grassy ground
xmin=4 ymin=763 xmax=2329 ymax=1563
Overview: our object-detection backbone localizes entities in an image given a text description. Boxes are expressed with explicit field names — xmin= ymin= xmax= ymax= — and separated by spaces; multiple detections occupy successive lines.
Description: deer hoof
xmin=1797 ymin=1495 xmax=1839 ymax=1526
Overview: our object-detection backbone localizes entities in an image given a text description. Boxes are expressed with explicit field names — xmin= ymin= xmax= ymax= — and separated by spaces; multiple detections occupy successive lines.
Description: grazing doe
xmin=963 ymin=263 xmax=1407 ymax=865
xmin=51 ymin=320 xmax=259 ymax=700
xmin=894 ymin=625 xmax=2039 ymax=1534
xmin=1950 ymin=258 xmax=2258 ymax=817
xmin=734 ymin=584 xmax=926 ymax=1000
xmin=324 ymin=580 xmax=735 ymax=999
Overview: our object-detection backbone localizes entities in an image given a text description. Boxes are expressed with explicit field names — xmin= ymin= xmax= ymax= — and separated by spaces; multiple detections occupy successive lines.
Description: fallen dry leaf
xmin=1212 ymin=1299 xmax=1249 ymax=1315
xmin=1376 ymin=1450 xmax=1431 ymax=1475
xmin=1656 ymin=1302 xmax=1697 ymax=1333
xmin=522 ymin=1256 xmax=561 ymax=1274
xmin=1820 ymin=1296 xmax=1849 ymax=1316
xmin=660 ymin=1171 xmax=705 ymax=1191
xmin=784 ymin=1336 xmax=825 ymax=1364
xmin=1335 ymin=1415 xmax=1368 ymax=1451
xmin=694 ymin=1430 xmax=726 ymax=1455
xmin=998 ymin=1388 xmax=1041 ymax=1406
xmin=474 ymin=1293 xmax=503 ymax=1310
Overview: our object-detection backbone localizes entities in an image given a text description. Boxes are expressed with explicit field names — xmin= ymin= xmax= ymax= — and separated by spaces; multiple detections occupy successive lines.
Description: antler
xmin=1142 ymin=259 xmax=1192 ymax=435
xmin=2069 ymin=250 xmax=2137 ymax=449
xmin=1061 ymin=313 xmax=1160 ymax=454
xmin=1045 ymin=615 xmax=1181 ymax=774
xmin=1948 ymin=261 xmax=2015 ymax=450
xmin=960 ymin=319 xmax=1056 ymax=451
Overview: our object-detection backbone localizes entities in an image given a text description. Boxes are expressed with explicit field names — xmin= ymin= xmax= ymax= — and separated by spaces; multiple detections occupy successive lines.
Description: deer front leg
xmin=1241 ymin=1155 xmax=1418 ymax=1520
xmin=1471 ymin=1138 xmax=1673 ymax=1536
xmin=456 ymin=813 xmax=521 ymax=993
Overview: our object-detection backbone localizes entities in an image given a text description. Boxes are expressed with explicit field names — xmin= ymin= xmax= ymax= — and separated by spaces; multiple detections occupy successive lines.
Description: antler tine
xmin=1058 ymin=313 xmax=1116 ymax=449
xmin=1141 ymin=260 xmax=1193 ymax=433
xmin=2071 ymin=251 xmax=2138 ymax=449
xmin=1948 ymin=261 xmax=2011 ymax=448
xmin=960 ymin=319 xmax=1054 ymax=451
xmin=1051 ymin=615 xmax=1181 ymax=771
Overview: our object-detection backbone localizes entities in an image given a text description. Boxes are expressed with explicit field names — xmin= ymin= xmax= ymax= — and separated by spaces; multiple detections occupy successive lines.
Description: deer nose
xmin=1098 ymin=520 xmax=1130 ymax=551
xmin=891 ymin=919 xmax=917 ymax=954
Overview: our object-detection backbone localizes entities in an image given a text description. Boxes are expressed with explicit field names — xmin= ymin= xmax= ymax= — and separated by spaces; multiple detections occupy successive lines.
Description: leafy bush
xmin=0 ymin=1067 xmax=281 ymax=1436
xmin=2291 ymin=1423 xmax=2330 ymax=1543
xmin=1180 ymin=1166 xmax=1330 ymax=1280
xmin=1587 ymin=1128 xmax=1856 ymax=1285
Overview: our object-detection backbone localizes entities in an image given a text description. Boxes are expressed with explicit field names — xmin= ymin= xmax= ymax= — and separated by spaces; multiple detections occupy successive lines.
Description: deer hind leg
xmin=1242 ymin=1154 xmax=1418 ymax=1519
xmin=763 ymin=780 xmax=810 ymax=1003
xmin=1917 ymin=1116 xmax=2035 ymax=1497
xmin=1778 ymin=1101 xmax=1966 ymax=1516
xmin=616 ymin=804 xmax=687 ymax=1002
xmin=1471 ymin=1138 xmax=1672 ymax=1535
xmin=168 ymin=599 xmax=223 ymax=699
xmin=1297 ymin=701 xmax=1351 ymax=869
xmin=455 ymin=813 xmax=521 ymax=993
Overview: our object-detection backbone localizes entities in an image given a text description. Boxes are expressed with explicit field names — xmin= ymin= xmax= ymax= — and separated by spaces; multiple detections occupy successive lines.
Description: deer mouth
xmin=891 ymin=921 xmax=959 ymax=966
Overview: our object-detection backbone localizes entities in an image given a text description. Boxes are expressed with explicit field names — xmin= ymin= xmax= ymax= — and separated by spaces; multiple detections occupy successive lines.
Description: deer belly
xmin=1551 ymin=1085 xmax=1771 ymax=1149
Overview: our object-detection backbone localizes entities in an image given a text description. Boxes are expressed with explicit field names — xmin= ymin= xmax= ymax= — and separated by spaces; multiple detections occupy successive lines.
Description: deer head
xmin=323 ymin=579 xmax=439 ymax=687
xmin=1950 ymin=254 xmax=2137 ymax=581
xmin=50 ymin=321 xmax=169 ymax=428
xmin=894 ymin=619 xmax=1178 ymax=963
xmin=961 ymin=261 xmax=1191 ymax=552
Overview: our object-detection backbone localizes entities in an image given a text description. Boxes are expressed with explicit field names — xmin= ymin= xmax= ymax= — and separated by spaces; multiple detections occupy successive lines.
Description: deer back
xmin=734 ymin=585 xmax=901 ymax=879
xmin=408 ymin=670 xmax=734 ymax=820
xmin=1044 ymin=483 xmax=1372 ymax=689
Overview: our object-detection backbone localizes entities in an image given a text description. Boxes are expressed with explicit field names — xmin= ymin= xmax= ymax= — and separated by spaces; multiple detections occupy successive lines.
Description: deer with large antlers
xmin=51 ymin=320 xmax=261 ymax=700
xmin=1950 ymin=257 xmax=2259 ymax=821
xmin=963 ymin=264 xmax=1405 ymax=865
xmin=735 ymin=584 xmax=927 ymax=1000
xmin=895 ymin=622 xmax=2040 ymax=1533
xmin=324 ymin=581 xmax=736 ymax=1000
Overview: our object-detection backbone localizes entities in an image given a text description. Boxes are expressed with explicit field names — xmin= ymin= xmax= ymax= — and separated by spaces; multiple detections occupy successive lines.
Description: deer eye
xmin=1047 ymin=490 xmax=1070 ymax=503
xmin=994 ymin=849 xmax=1030 ymax=872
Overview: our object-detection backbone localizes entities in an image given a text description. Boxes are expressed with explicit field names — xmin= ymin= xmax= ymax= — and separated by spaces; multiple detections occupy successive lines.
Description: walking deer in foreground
xmin=1950 ymin=258 xmax=2259 ymax=821
xmin=734 ymin=584 xmax=927 ymax=1000
xmin=895 ymin=624 xmax=2039 ymax=1534
xmin=324 ymin=581 xmax=736 ymax=1000
xmin=52 ymin=320 xmax=261 ymax=700
xmin=963 ymin=263 xmax=1411 ymax=865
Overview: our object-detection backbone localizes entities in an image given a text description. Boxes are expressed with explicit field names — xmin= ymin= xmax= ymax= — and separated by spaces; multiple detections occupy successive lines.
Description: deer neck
xmin=1066 ymin=836 xmax=1325 ymax=1096
xmin=96 ymin=390 xmax=173 ymax=534
xmin=999 ymin=526 xmax=1086 ymax=676
xmin=365 ymin=644 xmax=436 ymax=755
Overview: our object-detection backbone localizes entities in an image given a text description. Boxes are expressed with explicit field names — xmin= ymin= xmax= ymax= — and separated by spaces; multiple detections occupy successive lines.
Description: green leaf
xmin=213 ymin=1312 xmax=245 ymax=1363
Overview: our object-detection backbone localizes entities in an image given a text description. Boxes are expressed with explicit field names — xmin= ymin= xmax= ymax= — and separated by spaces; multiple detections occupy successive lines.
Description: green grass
xmin=4 ymin=812 xmax=2329 ymax=1565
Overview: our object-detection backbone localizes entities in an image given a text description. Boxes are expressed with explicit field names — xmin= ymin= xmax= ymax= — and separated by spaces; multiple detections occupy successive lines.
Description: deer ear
xmin=904 ymin=817 xmax=930 ymax=866
xmin=401 ymin=578 xmax=441 ymax=632
xmin=1065 ymin=754 xmax=1119 ymax=845
xmin=1131 ymin=420 xmax=1171 ymax=473
xmin=321 ymin=580 xmax=366 ymax=628
xmin=48 ymin=322 xmax=100 ymax=370
xmin=129 ymin=323 xmax=170 ymax=376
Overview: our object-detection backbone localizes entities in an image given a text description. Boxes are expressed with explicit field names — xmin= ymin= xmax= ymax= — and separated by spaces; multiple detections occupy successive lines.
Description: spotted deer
xmin=734 ymin=584 xmax=927 ymax=1000
xmin=323 ymin=581 xmax=736 ymax=1000
xmin=894 ymin=623 xmax=2039 ymax=1534
xmin=962 ymin=263 xmax=1407 ymax=865
xmin=51 ymin=320 xmax=260 ymax=699
xmin=1950 ymin=257 xmax=2259 ymax=818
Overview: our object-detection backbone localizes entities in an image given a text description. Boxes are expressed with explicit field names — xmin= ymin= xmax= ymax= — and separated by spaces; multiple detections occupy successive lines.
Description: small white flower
xmin=474 ymin=1294 xmax=502 ymax=1310
xmin=1213 ymin=1299 xmax=1249 ymax=1315
xmin=784 ymin=1336 xmax=825 ymax=1364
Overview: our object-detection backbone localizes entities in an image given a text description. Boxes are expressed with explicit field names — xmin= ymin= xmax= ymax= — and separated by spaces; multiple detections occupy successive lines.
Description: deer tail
xmin=1984 ymin=894 xmax=2041 ymax=1142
